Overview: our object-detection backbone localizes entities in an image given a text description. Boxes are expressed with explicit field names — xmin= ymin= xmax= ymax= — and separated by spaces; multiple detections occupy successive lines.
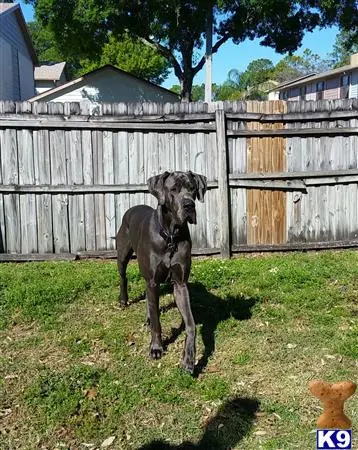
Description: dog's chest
xmin=155 ymin=246 xmax=189 ymax=283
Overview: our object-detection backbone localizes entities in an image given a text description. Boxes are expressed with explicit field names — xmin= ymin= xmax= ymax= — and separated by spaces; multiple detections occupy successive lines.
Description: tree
xmin=274 ymin=49 xmax=331 ymax=83
xmin=27 ymin=21 xmax=80 ymax=78
xmin=222 ymin=59 xmax=275 ymax=100
xmin=329 ymin=30 xmax=358 ymax=67
xmin=28 ymin=22 xmax=170 ymax=84
xmin=26 ymin=0 xmax=358 ymax=101
xmin=79 ymin=35 xmax=171 ymax=84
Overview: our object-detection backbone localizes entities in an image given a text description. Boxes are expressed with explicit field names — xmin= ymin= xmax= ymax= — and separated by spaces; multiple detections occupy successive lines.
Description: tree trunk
xmin=179 ymin=42 xmax=195 ymax=102
xmin=180 ymin=72 xmax=194 ymax=102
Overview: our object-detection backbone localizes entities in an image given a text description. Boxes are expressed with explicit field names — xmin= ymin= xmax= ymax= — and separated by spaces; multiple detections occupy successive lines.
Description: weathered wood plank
xmin=34 ymin=129 xmax=53 ymax=253
xmin=103 ymin=130 xmax=116 ymax=249
xmin=50 ymin=126 xmax=70 ymax=253
xmin=66 ymin=129 xmax=86 ymax=253
xmin=0 ymin=129 xmax=6 ymax=252
xmin=3 ymin=108 xmax=358 ymax=124
xmin=230 ymin=168 xmax=358 ymax=180
xmin=2 ymin=129 xmax=21 ymax=253
xmin=232 ymin=239 xmax=358 ymax=252
xmin=18 ymin=128 xmax=38 ymax=253
xmin=228 ymin=127 xmax=358 ymax=137
xmin=0 ymin=119 xmax=216 ymax=132
xmin=114 ymin=131 xmax=130 ymax=236
xmin=82 ymin=130 xmax=96 ymax=251
xmin=2 ymin=173 xmax=358 ymax=194
xmin=92 ymin=130 xmax=107 ymax=250
xmin=0 ymin=253 xmax=77 ymax=262
xmin=216 ymin=109 xmax=231 ymax=258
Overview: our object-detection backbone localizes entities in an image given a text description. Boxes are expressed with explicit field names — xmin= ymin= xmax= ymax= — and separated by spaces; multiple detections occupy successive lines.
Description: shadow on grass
xmin=138 ymin=396 xmax=260 ymax=450
xmin=162 ymin=282 xmax=258 ymax=376
xmin=189 ymin=282 xmax=257 ymax=377
xmin=127 ymin=281 xmax=258 ymax=376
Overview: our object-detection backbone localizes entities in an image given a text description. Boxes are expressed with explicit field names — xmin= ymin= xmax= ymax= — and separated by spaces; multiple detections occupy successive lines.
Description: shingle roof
xmin=275 ymin=62 xmax=358 ymax=91
xmin=35 ymin=62 xmax=67 ymax=81
xmin=275 ymin=73 xmax=317 ymax=90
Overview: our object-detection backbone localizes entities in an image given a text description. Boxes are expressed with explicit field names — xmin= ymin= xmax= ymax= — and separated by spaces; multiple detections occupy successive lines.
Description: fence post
xmin=215 ymin=108 xmax=231 ymax=258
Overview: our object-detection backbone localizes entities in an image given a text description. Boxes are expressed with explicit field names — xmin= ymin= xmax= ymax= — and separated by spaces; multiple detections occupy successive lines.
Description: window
xmin=299 ymin=86 xmax=306 ymax=100
xmin=340 ymin=74 xmax=350 ymax=86
xmin=282 ymin=90 xmax=288 ymax=100
xmin=316 ymin=81 xmax=325 ymax=92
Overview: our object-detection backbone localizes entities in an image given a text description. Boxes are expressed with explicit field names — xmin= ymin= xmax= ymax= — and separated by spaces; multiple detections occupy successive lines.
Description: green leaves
xmin=26 ymin=0 xmax=358 ymax=99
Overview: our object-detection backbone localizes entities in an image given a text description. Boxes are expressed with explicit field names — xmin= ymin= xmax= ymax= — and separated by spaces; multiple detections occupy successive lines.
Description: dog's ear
xmin=190 ymin=172 xmax=207 ymax=203
xmin=147 ymin=171 xmax=170 ymax=204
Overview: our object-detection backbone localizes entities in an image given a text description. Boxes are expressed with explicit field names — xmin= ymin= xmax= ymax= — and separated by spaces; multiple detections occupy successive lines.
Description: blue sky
xmin=20 ymin=1 xmax=339 ymax=89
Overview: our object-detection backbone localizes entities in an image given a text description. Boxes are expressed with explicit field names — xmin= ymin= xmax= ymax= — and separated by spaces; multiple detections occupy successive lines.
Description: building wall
xmin=278 ymin=69 xmax=358 ymax=102
xmin=36 ymin=73 xmax=68 ymax=95
xmin=35 ymin=80 xmax=56 ymax=95
xmin=323 ymin=77 xmax=340 ymax=100
xmin=349 ymin=69 xmax=358 ymax=98
xmin=0 ymin=36 xmax=13 ymax=100
xmin=305 ymin=84 xmax=316 ymax=101
xmin=38 ymin=68 xmax=179 ymax=104
xmin=0 ymin=9 xmax=35 ymax=100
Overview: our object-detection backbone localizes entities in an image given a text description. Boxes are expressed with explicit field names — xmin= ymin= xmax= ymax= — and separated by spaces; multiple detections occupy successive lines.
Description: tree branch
xmin=138 ymin=36 xmax=183 ymax=80
xmin=193 ymin=33 xmax=231 ymax=75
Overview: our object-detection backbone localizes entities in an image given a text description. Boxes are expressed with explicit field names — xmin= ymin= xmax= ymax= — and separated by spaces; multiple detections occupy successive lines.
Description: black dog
xmin=116 ymin=171 xmax=207 ymax=373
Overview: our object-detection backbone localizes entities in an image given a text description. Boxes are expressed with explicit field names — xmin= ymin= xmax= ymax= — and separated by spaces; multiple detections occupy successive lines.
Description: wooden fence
xmin=0 ymin=99 xmax=358 ymax=261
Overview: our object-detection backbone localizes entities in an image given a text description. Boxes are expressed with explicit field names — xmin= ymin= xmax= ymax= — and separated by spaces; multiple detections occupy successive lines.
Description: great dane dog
xmin=116 ymin=171 xmax=207 ymax=373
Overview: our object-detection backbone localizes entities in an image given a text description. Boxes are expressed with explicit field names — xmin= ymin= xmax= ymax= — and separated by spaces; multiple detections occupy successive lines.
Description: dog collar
xmin=159 ymin=227 xmax=179 ymax=257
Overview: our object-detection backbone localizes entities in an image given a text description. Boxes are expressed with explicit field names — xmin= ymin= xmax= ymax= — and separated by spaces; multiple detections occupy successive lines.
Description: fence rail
xmin=1 ymin=99 xmax=358 ymax=261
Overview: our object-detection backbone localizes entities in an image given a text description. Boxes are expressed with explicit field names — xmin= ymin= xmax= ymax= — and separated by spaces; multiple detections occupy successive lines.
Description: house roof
xmin=275 ymin=61 xmax=358 ymax=91
xmin=35 ymin=62 xmax=67 ymax=81
xmin=0 ymin=3 xmax=38 ymax=65
xmin=0 ymin=3 xmax=16 ymax=13
xmin=274 ymin=73 xmax=317 ymax=90
xmin=29 ymin=64 xmax=179 ymax=102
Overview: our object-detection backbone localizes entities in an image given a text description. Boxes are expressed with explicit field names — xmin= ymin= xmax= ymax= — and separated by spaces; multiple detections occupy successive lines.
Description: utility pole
xmin=205 ymin=6 xmax=213 ymax=103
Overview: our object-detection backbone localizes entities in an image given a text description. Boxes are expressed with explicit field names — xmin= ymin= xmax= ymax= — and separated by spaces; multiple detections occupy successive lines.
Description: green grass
xmin=0 ymin=251 xmax=357 ymax=449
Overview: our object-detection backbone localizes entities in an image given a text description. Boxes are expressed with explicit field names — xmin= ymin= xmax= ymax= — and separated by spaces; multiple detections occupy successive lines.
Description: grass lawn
xmin=0 ymin=251 xmax=357 ymax=449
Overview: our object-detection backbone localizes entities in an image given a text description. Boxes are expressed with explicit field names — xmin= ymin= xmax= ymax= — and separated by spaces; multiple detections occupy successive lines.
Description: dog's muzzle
xmin=182 ymin=199 xmax=197 ymax=224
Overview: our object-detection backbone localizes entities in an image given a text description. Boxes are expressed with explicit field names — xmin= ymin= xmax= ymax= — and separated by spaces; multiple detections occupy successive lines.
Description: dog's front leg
xmin=173 ymin=283 xmax=196 ymax=374
xmin=146 ymin=284 xmax=163 ymax=359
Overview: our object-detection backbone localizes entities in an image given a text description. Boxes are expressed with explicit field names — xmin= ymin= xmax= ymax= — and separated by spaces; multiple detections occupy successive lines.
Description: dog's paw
xmin=181 ymin=357 xmax=195 ymax=374
xmin=150 ymin=342 xmax=163 ymax=360
xmin=181 ymin=360 xmax=195 ymax=374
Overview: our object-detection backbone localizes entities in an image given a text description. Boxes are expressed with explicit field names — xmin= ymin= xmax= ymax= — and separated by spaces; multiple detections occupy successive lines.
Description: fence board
xmin=18 ymin=129 xmax=38 ymax=253
xmin=246 ymin=101 xmax=286 ymax=246
xmin=50 ymin=126 xmax=70 ymax=253
xmin=0 ymin=129 xmax=5 ymax=251
xmin=103 ymin=131 xmax=116 ymax=249
xmin=34 ymin=129 xmax=53 ymax=253
xmin=2 ymin=129 xmax=21 ymax=252
xmin=66 ymin=130 xmax=86 ymax=252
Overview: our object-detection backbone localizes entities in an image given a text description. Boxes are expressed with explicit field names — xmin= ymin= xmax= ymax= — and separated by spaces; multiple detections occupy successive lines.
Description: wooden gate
xmin=246 ymin=101 xmax=287 ymax=245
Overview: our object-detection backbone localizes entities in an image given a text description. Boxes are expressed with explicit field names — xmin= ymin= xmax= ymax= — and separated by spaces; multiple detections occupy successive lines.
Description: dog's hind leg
xmin=116 ymin=226 xmax=133 ymax=308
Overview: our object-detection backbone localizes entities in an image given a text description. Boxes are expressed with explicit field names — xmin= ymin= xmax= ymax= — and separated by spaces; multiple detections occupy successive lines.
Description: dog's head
xmin=147 ymin=171 xmax=207 ymax=225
